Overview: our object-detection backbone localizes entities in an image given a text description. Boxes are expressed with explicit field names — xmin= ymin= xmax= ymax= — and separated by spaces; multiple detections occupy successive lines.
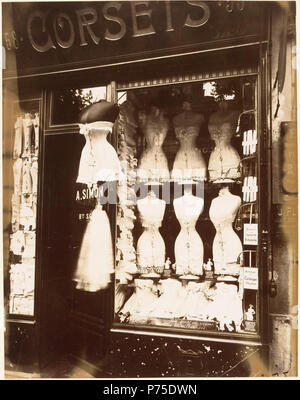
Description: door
xmin=39 ymin=84 xmax=114 ymax=373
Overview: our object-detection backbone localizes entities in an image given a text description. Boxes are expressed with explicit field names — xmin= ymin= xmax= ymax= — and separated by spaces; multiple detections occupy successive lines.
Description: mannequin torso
xmin=208 ymin=102 xmax=240 ymax=182
xmin=137 ymin=107 xmax=169 ymax=183
xmin=136 ymin=192 xmax=166 ymax=273
xmin=172 ymin=102 xmax=206 ymax=182
xmin=77 ymin=122 xmax=121 ymax=185
xmin=209 ymin=186 xmax=242 ymax=274
xmin=173 ymin=190 xmax=204 ymax=275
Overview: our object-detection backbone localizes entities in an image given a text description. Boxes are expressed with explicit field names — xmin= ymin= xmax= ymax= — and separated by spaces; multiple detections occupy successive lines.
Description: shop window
xmin=113 ymin=77 xmax=259 ymax=335
xmin=6 ymin=99 xmax=40 ymax=317
xmin=51 ymin=86 xmax=107 ymax=125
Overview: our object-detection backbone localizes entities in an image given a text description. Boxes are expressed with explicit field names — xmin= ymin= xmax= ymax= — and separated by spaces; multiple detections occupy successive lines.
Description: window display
xmin=72 ymin=100 xmax=120 ymax=292
xmin=9 ymin=110 xmax=39 ymax=316
xmin=114 ymin=76 xmax=260 ymax=335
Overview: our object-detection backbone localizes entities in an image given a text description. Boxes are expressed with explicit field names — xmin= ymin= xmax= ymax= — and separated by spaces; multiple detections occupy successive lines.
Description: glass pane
xmin=114 ymin=77 xmax=259 ymax=334
xmin=51 ymin=86 xmax=107 ymax=125
xmin=5 ymin=100 xmax=40 ymax=317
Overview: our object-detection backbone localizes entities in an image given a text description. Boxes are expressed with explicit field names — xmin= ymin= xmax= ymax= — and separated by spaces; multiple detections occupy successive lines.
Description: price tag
xmin=243 ymin=223 xmax=258 ymax=245
xmin=243 ymin=267 xmax=258 ymax=290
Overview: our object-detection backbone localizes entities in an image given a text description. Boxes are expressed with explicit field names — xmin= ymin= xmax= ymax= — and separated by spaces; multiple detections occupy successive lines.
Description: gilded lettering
xmin=27 ymin=10 xmax=56 ymax=52
xmin=76 ymin=7 xmax=100 ymax=46
xmin=131 ymin=1 xmax=156 ymax=38
xmin=103 ymin=2 xmax=126 ymax=41
xmin=184 ymin=1 xmax=210 ymax=28
xmin=53 ymin=13 xmax=75 ymax=49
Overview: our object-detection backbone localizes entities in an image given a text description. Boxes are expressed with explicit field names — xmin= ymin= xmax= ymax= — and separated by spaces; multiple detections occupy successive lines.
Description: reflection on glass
xmin=114 ymin=78 xmax=259 ymax=334
xmin=52 ymin=86 xmax=107 ymax=125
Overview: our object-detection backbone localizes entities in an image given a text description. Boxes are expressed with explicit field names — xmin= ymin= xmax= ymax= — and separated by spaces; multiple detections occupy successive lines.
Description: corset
xmin=175 ymin=127 xmax=199 ymax=145
xmin=141 ymin=219 xmax=162 ymax=230
xmin=137 ymin=203 xmax=165 ymax=272
xmin=209 ymin=195 xmax=242 ymax=273
xmin=172 ymin=126 xmax=206 ymax=182
xmin=210 ymin=219 xmax=235 ymax=231
xmin=77 ymin=122 xmax=121 ymax=184
xmin=208 ymin=122 xmax=234 ymax=141
xmin=208 ymin=122 xmax=240 ymax=182
xmin=137 ymin=127 xmax=169 ymax=183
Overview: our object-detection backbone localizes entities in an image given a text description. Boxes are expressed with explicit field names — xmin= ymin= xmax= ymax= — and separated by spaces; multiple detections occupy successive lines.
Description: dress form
xmin=137 ymin=106 xmax=169 ymax=183
xmin=172 ymin=101 xmax=206 ymax=182
xmin=209 ymin=186 xmax=242 ymax=275
xmin=77 ymin=121 xmax=121 ymax=185
xmin=208 ymin=101 xmax=240 ymax=182
xmin=173 ymin=187 xmax=204 ymax=276
xmin=136 ymin=191 xmax=166 ymax=275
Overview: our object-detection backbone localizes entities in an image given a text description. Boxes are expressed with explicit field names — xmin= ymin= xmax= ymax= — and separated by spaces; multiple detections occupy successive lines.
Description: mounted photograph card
xmin=243 ymin=267 xmax=258 ymax=290
xmin=243 ymin=223 xmax=258 ymax=245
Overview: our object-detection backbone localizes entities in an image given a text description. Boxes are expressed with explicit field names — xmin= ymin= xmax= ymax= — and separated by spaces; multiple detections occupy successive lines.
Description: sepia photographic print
xmin=1 ymin=0 xmax=298 ymax=382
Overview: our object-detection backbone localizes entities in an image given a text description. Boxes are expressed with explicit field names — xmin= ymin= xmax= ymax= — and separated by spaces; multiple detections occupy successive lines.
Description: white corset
xmin=137 ymin=114 xmax=170 ymax=183
xmin=208 ymin=121 xmax=240 ymax=182
xmin=136 ymin=195 xmax=166 ymax=272
xmin=171 ymin=126 xmax=206 ymax=182
xmin=76 ymin=122 xmax=121 ymax=184
xmin=174 ymin=194 xmax=204 ymax=276
xmin=209 ymin=190 xmax=242 ymax=274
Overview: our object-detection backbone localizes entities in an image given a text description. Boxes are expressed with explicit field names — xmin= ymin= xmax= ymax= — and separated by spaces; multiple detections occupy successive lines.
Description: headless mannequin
xmin=77 ymin=122 xmax=121 ymax=185
xmin=173 ymin=185 xmax=204 ymax=276
xmin=136 ymin=190 xmax=166 ymax=275
xmin=172 ymin=101 xmax=206 ymax=182
xmin=208 ymin=101 xmax=240 ymax=182
xmin=209 ymin=186 xmax=242 ymax=275
xmin=137 ymin=106 xmax=169 ymax=183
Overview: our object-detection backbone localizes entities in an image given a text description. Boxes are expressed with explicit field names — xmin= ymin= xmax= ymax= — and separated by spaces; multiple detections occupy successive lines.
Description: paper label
xmin=243 ymin=223 xmax=258 ymax=245
xmin=243 ymin=267 xmax=259 ymax=290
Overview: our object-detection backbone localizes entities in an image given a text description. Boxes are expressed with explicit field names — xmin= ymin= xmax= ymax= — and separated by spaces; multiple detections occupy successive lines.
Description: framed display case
xmin=110 ymin=67 xmax=267 ymax=342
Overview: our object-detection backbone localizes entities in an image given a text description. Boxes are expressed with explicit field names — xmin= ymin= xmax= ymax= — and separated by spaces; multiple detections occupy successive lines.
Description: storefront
xmin=2 ymin=1 xmax=297 ymax=377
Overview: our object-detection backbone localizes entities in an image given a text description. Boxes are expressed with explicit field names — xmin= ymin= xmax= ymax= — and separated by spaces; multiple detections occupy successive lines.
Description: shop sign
xmin=3 ymin=1 xmax=264 ymax=78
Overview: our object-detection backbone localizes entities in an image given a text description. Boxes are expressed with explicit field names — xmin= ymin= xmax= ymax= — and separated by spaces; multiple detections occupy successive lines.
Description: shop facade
xmin=2 ymin=1 xmax=297 ymax=377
